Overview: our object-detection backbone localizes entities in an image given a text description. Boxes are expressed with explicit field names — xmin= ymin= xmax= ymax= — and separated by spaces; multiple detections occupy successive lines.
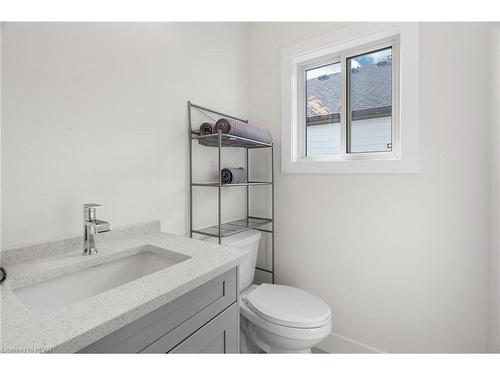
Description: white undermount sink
xmin=13 ymin=245 xmax=190 ymax=316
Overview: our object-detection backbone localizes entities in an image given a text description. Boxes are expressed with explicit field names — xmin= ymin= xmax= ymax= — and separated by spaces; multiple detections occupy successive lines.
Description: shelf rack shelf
xmin=188 ymin=101 xmax=275 ymax=283
xmin=192 ymin=181 xmax=272 ymax=187
xmin=192 ymin=217 xmax=272 ymax=238
xmin=191 ymin=131 xmax=273 ymax=149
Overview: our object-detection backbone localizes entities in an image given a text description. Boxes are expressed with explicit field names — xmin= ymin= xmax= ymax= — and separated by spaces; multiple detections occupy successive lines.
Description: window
xmin=300 ymin=39 xmax=398 ymax=160
xmin=305 ymin=62 xmax=342 ymax=157
xmin=282 ymin=23 xmax=419 ymax=174
xmin=347 ymin=47 xmax=393 ymax=154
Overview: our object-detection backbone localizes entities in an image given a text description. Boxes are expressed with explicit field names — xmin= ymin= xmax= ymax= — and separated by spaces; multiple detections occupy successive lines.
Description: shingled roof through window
xmin=306 ymin=61 xmax=392 ymax=125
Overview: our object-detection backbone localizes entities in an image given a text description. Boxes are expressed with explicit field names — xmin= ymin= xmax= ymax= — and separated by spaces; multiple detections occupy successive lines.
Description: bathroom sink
xmin=13 ymin=245 xmax=190 ymax=316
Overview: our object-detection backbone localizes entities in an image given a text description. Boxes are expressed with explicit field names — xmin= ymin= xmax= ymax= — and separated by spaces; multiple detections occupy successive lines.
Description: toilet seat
xmin=239 ymin=284 xmax=332 ymax=344
xmin=245 ymin=284 xmax=331 ymax=329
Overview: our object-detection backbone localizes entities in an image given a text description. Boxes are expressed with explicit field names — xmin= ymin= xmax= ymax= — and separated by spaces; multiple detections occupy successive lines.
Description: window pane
xmin=305 ymin=62 xmax=341 ymax=157
xmin=347 ymin=47 xmax=392 ymax=153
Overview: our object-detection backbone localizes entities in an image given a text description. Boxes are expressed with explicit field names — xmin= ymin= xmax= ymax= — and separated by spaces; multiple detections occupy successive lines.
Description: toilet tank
xmin=206 ymin=230 xmax=261 ymax=292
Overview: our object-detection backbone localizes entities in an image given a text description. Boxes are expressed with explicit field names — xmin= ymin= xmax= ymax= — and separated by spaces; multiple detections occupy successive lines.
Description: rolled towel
xmin=221 ymin=167 xmax=247 ymax=184
xmin=215 ymin=118 xmax=272 ymax=144
xmin=199 ymin=122 xmax=214 ymax=135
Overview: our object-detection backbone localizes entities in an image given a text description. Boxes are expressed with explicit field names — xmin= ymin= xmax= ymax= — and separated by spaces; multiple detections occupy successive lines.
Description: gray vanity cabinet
xmin=79 ymin=268 xmax=239 ymax=354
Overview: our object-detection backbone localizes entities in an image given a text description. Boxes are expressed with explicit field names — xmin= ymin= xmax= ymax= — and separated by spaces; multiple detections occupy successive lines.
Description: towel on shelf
xmin=214 ymin=118 xmax=273 ymax=144
xmin=198 ymin=136 xmax=248 ymax=148
xmin=199 ymin=122 xmax=214 ymax=135
xmin=221 ymin=167 xmax=247 ymax=184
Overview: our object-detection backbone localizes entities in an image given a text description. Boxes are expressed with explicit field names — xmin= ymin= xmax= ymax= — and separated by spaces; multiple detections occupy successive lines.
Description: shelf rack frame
xmin=188 ymin=101 xmax=275 ymax=283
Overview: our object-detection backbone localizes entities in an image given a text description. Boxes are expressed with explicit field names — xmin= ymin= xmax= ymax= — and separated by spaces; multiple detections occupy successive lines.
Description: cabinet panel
xmin=79 ymin=268 xmax=237 ymax=353
xmin=169 ymin=303 xmax=239 ymax=353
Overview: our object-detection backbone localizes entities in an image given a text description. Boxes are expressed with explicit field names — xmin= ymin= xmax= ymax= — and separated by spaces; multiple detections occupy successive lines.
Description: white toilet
xmin=208 ymin=230 xmax=332 ymax=353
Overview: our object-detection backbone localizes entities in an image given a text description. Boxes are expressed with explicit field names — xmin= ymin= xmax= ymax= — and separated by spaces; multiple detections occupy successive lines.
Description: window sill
xmin=299 ymin=151 xmax=399 ymax=162
xmin=282 ymin=156 xmax=419 ymax=175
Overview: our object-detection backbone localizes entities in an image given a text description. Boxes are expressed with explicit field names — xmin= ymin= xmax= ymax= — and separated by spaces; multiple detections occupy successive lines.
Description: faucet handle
xmin=83 ymin=203 xmax=102 ymax=221
xmin=83 ymin=203 xmax=102 ymax=209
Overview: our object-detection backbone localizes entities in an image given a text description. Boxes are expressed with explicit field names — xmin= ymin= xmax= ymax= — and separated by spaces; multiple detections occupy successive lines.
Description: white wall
xmin=490 ymin=23 xmax=500 ymax=353
xmin=1 ymin=22 xmax=249 ymax=249
xmin=248 ymin=22 xmax=491 ymax=353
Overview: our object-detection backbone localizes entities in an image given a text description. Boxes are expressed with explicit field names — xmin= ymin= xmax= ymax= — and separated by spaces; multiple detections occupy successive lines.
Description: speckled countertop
xmin=0 ymin=221 xmax=248 ymax=353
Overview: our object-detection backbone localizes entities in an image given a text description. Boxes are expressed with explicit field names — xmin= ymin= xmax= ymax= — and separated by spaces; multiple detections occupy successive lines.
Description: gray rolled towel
xmin=214 ymin=118 xmax=272 ymax=144
xmin=199 ymin=122 xmax=214 ymax=135
xmin=221 ymin=167 xmax=247 ymax=184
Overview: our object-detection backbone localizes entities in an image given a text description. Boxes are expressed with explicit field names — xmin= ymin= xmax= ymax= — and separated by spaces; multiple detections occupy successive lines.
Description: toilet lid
xmin=245 ymin=284 xmax=331 ymax=329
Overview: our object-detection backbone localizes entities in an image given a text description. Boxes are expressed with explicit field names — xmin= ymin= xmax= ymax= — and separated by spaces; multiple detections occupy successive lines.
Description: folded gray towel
xmin=199 ymin=122 xmax=214 ymax=135
xmin=214 ymin=118 xmax=272 ymax=144
xmin=198 ymin=137 xmax=248 ymax=148
xmin=221 ymin=167 xmax=247 ymax=184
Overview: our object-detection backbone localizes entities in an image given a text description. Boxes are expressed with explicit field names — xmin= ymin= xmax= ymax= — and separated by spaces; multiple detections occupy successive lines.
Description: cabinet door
xmin=169 ymin=303 xmax=239 ymax=353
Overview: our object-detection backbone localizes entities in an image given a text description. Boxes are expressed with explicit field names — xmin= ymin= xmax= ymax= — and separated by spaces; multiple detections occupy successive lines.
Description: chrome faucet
xmin=83 ymin=203 xmax=111 ymax=255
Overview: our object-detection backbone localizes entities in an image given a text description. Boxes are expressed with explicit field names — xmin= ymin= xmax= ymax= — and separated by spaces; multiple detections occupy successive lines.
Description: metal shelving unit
xmin=188 ymin=101 xmax=275 ymax=283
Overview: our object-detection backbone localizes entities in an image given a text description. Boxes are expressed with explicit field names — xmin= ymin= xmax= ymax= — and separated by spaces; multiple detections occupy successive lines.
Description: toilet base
xmin=240 ymin=314 xmax=315 ymax=354
xmin=240 ymin=317 xmax=264 ymax=353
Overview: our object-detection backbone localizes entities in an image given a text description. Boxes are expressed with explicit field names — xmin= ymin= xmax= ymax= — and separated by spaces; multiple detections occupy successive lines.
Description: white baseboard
xmin=316 ymin=332 xmax=385 ymax=354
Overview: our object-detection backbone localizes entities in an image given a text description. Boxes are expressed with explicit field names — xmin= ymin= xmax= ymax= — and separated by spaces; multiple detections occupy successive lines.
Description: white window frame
xmin=281 ymin=23 xmax=419 ymax=174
